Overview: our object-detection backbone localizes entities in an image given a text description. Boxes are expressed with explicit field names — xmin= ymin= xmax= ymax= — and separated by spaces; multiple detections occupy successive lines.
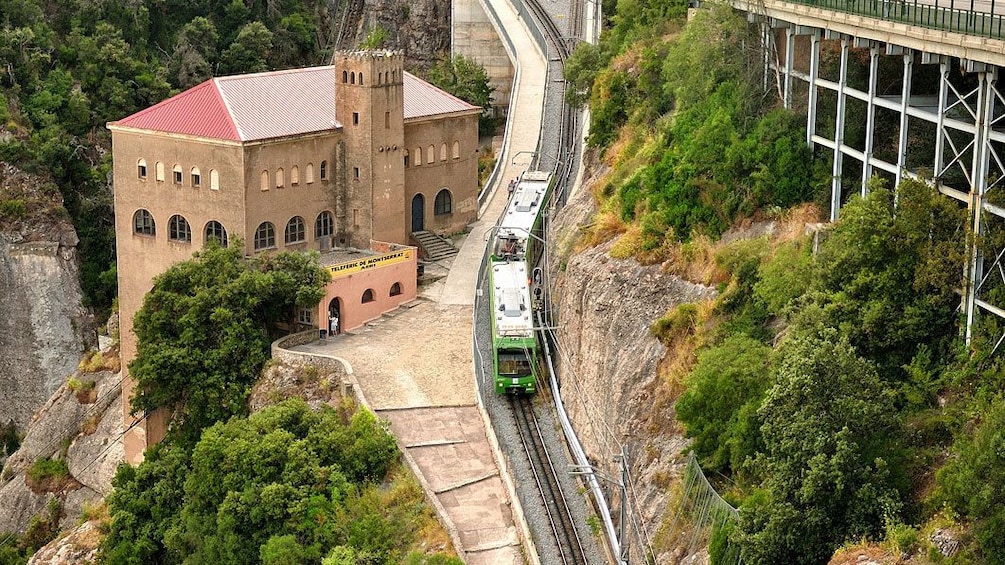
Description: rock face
xmin=0 ymin=164 xmax=91 ymax=431
xmin=27 ymin=520 xmax=102 ymax=565
xmin=0 ymin=368 xmax=122 ymax=535
xmin=354 ymin=0 xmax=450 ymax=72
xmin=548 ymin=171 xmax=716 ymax=563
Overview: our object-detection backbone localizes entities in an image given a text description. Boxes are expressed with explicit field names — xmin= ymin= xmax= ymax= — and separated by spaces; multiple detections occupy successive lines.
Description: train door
xmin=411 ymin=194 xmax=424 ymax=232
xmin=327 ymin=297 xmax=342 ymax=336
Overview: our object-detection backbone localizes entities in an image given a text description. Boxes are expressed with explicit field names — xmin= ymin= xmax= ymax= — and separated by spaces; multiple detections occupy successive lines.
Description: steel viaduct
xmin=719 ymin=0 xmax=1005 ymax=348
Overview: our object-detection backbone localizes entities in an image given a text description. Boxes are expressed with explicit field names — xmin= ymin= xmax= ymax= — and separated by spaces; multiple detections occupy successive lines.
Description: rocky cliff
xmin=354 ymin=0 xmax=450 ymax=71
xmin=0 ymin=164 xmax=91 ymax=432
xmin=548 ymin=165 xmax=716 ymax=564
xmin=0 ymin=363 xmax=122 ymax=536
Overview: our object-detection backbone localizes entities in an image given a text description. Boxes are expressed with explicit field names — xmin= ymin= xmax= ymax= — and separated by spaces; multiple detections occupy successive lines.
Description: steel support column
xmin=831 ymin=39 xmax=849 ymax=221
xmin=784 ymin=27 xmax=795 ymax=109
xmin=807 ymin=32 xmax=820 ymax=147
xmin=965 ymin=71 xmax=995 ymax=344
xmin=896 ymin=52 xmax=914 ymax=190
xmin=934 ymin=61 xmax=950 ymax=180
xmin=862 ymin=46 xmax=880 ymax=194
xmin=762 ymin=22 xmax=770 ymax=93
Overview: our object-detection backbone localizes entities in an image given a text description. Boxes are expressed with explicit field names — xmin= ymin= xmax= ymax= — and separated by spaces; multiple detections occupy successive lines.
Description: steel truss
xmin=758 ymin=17 xmax=1005 ymax=346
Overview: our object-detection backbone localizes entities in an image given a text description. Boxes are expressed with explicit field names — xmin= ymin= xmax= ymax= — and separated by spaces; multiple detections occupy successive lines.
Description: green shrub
xmin=26 ymin=459 xmax=70 ymax=493
xmin=885 ymin=521 xmax=920 ymax=556
xmin=0 ymin=199 xmax=27 ymax=219
xmin=650 ymin=303 xmax=699 ymax=344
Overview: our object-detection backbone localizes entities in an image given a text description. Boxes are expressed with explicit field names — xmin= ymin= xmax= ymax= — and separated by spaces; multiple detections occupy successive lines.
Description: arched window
xmin=389 ymin=282 xmax=402 ymax=296
xmin=210 ymin=169 xmax=220 ymax=190
xmin=172 ymin=164 xmax=182 ymax=184
xmin=168 ymin=215 xmax=191 ymax=243
xmin=291 ymin=165 xmax=299 ymax=186
xmin=133 ymin=209 xmax=155 ymax=236
xmin=204 ymin=221 xmax=228 ymax=247
xmin=359 ymin=72 xmax=363 ymax=85
xmin=427 ymin=145 xmax=434 ymax=164
xmin=350 ymin=72 xmax=355 ymax=84
xmin=254 ymin=222 xmax=276 ymax=250
xmin=452 ymin=141 xmax=460 ymax=159
xmin=306 ymin=163 xmax=315 ymax=184
xmin=384 ymin=71 xmax=389 ymax=83
xmin=342 ymin=70 xmax=348 ymax=83
xmin=440 ymin=143 xmax=447 ymax=161
xmin=403 ymin=149 xmax=409 ymax=167
xmin=315 ymin=211 xmax=334 ymax=238
xmin=434 ymin=189 xmax=452 ymax=215
xmin=361 ymin=289 xmax=375 ymax=303
xmin=276 ymin=167 xmax=285 ymax=188
xmin=320 ymin=160 xmax=328 ymax=181
xmin=285 ymin=216 xmax=306 ymax=244
xmin=137 ymin=159 xmax=147 ymax=179
xmin=156 ymin=161 xmax=165 ymax=181
xmin=261 ymin=170 xmax=269 ymax=191
xmin=191 ymin=167 xmax=201 ymax=187
xmin=414 ymin=147 xmax=422 ymax=166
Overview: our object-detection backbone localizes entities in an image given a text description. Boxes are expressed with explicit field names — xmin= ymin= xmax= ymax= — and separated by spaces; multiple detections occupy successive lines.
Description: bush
xmin=675 ymin=335 xmax=771 ymax=477
xmin=25 ymin=459 xmax=72 ymax=495
xmin=936 ymin=398 xmax=1005 ymax=562
xmin=0 ymin=199 xmax=27 ymax=219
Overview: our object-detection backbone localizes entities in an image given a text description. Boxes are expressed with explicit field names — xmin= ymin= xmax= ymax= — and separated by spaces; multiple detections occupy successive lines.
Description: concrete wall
xmin=404 ymin=113 xmax=480 ymax=234
xmin=452 ymin=0 xmax=514 ymax=117
xmin=243 ymin=134 xmax=341 ymax=255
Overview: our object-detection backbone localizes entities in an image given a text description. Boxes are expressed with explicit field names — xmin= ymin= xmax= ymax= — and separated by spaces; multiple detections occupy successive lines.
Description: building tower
xmin=334 ymin=50 xmax=407 ymax=247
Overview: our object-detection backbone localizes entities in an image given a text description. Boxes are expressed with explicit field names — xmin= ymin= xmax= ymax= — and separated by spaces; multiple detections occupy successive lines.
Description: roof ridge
xmin=213 ymin=78 xmax=245 ymax=140
xmin=215 ymin=65 xmax=335 ymax=83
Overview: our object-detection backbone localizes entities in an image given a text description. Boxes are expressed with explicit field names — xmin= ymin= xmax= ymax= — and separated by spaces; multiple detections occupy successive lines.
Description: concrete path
xmin=290 ymin=0 xmax=548 ymax=561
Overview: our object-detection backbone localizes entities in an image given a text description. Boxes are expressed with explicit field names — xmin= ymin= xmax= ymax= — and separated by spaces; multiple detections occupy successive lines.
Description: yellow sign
xmin=329 ymin=249 xmax=412 ymax=278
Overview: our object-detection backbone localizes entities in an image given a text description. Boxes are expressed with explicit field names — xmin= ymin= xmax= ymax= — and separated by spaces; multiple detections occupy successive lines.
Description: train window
xmin=498 ymin=353 xmax=531 ymax=376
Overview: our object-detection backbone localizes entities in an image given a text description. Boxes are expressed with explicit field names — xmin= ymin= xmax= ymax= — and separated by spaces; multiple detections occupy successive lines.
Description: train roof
xmin=498 ymin=171 xmax=552 ymax=239
xmin=491 ymin=262 xmax=534 ymax=338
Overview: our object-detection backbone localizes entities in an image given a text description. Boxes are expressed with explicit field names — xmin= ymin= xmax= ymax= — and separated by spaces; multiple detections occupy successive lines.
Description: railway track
xmin=511 ymin=395 xmax=589 ymax=564
xmin=522 ymin=0 xmax=584 ymax=206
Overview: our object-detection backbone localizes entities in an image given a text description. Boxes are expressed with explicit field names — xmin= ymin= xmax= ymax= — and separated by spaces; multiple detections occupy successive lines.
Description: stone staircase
xmin=411 ymin=231 xmax=458 ymax=262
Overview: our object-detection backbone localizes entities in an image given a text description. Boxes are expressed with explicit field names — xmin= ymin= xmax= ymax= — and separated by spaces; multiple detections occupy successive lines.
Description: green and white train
xmin=489 ymin=171 xmax=553 ymax=394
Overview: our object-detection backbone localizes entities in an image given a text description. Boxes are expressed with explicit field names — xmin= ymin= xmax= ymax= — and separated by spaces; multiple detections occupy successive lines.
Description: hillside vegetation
xmin=569 ymin=2 xmax=1005 ymax=563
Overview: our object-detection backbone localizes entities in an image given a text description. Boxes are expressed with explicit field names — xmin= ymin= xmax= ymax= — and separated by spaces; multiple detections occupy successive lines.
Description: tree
xmin=128 ymin=243 xmax=328 ymax=442
xmin=426 ymin=54 xmax=496 ymax=136
xmin=675 ymin=335 xmax=771 ymax=477
xmin=809 ymin=180 xmax=965 ymax=379
xmin=936 ymin=398 xmax=1005 ymax=562
xmin=103 ymin=399 xmax=414 ymax=564
xmin=171 ymin=17 xmax=220 ymax=88
xmin=737 ymin=329 xmax=902 ymax=563
xmin=220 ymin=21 xmax=274 ymax=74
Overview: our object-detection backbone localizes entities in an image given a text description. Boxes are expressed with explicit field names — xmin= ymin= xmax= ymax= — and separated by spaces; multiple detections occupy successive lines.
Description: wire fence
xmin=663 ymin=452 xmax=743 ymax=565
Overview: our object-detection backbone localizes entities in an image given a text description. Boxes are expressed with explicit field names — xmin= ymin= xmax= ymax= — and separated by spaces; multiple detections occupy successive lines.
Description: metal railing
xmin=789 ymin=0 xmax=1005 ymax=38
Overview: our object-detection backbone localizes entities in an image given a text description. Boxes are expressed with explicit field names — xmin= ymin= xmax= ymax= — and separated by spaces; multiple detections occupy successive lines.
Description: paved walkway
xmin=290 ymin=0 xmax=548 ymax=561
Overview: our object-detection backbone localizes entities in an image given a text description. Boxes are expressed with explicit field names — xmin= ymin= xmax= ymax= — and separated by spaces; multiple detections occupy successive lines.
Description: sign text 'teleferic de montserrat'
xmin=328 ymin=249 xmax=412 ymax=278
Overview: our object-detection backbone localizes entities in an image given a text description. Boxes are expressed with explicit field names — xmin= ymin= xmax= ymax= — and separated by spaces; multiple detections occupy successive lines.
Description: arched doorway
xmin=411 ymin=194 xmax=424 ymax=232
xmin=327 ymin=297 xmax=342 ymax=336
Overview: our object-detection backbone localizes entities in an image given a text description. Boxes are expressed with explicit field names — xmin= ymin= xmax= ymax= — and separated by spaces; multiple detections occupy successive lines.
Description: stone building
xmin=108 ymin=50 xmax=481 ymax=462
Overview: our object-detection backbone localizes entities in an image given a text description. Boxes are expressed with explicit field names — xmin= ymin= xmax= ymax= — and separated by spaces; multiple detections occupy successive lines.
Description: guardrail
xmin=787 ymin=0 xmax=1005 ymax=38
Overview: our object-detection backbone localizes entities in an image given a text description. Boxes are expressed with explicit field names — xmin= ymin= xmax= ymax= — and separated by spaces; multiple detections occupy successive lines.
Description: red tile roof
xmin=110 ymin=66 xmax=480 ymax=142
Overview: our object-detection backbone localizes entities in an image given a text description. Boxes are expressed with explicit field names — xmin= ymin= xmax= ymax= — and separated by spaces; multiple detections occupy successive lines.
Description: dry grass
xmin=77 ymin=348 xmax=120 ymax=374
xmin=654 ymin=299 xmax=718 ymax=401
